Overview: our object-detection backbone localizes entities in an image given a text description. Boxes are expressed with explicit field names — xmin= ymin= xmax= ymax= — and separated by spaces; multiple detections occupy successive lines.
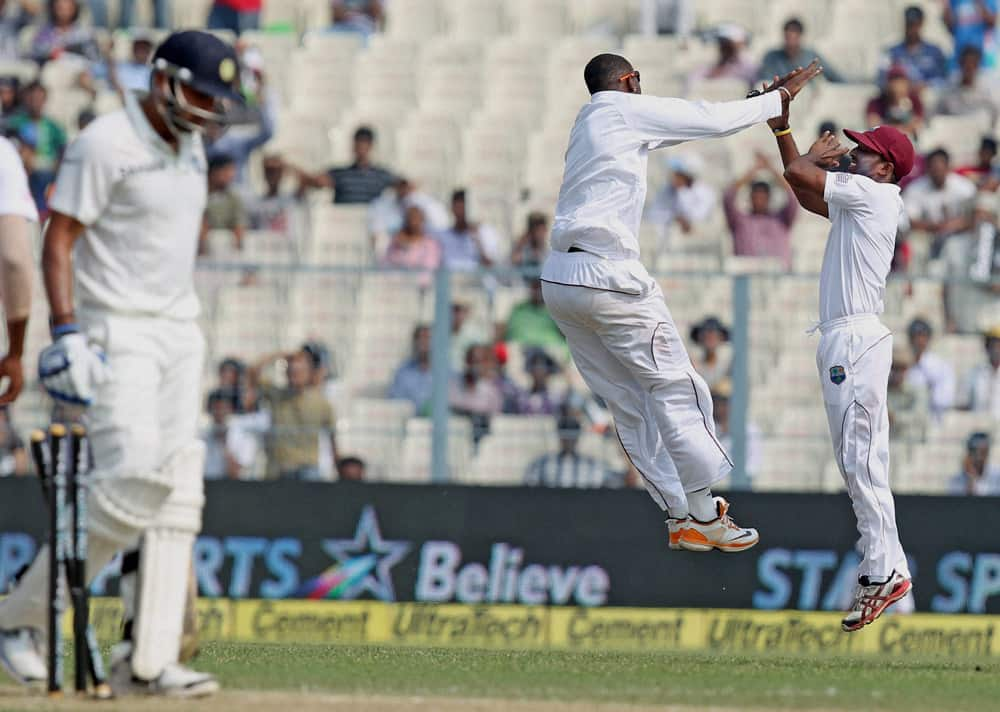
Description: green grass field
xmin=3 ymin=643 xmax=995 ymax=712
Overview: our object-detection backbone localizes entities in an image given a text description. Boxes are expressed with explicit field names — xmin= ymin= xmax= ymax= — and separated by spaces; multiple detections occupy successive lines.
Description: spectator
xmin=381 ymin=204 xmax=442 ymax=283
xmin=330 ymin=0 xmax=382 ymax=37
xmin=490 ymin=342 xmax=523 ymax=414
xmin=887 ymin=347 xmax=929 ymax=442
xmin=337 ymin=456 xmax=366 ymax=482
xmin=0 ymin=76 xmax=19 ymax=116
xmin=0 ymin=2 xmax=32 ymax=60
xmin=30 ymin=0 xmax=99 ymax=63
xmin=449 ymin=300 xmax=488 ymax=371
xmin=944 ymin=0 xmax=998 ymax=69
xmin=903 ymin=148 xmax=976 ymax=255
xmin=207 ymin=0 xmax=260 ymax=35
xmin=959 ymin=325 xmax=1000 ymax=416
xmin=510 ymin=212 xmax=549 ymax=269
xmin=301 ymin=126 xmax=397 ymax=205
xmin=866 ymin=65 xmax=924 ymax=138
xmin=202 ymin=389 xmax=259 ymax=479
xmin=937 ymin=45 xmax=999 ymax=124
xmin=710 ymin=380 xmax=761 ymax=484
xmin=905 ymin=317 xmax=957 ymax=418
xmin=7 ymin=82 xmax=65 ymax=176
xmin=524 ymin=412 xmax=616 ymax=488
xmin=201 ymin=154 xmax=247 ymax=253
xmin=435 ymin=189 xmax=501 ymax=271
xmin=217 ymin=356 xmax=250 ymax=412
xmin=252 ymin=349 xmax=339 ymax=480
xmin=249 ymin=154 xmax=301 ymax=237
xmin=878 ymin=5 xmax=948 ymax=88
xmin=515 ymin=349 xmax=563 ymax=416
xmin=758 ymin=17 xmax=843 ymax=85
xmin=647 ymin=153 xmax=717 ymax=241
xmin=947 ymin=431 xmax=1000 ymax=495
xmin=388 ymin=324 xmax=433 ymax=416
xmin=689 ymin=316 xmax=731 ymax=389
xmin=0 ymin=406 xmax=27 ymax=476
xmin=957 ymin=136 xmax=998 ymax=184
xmin=942 ymin=191 xmax=1000 ymax=333
xmin=97 ymin=33 xmax=154 ymax=95
xmin=505 ymin=278 xmax=566 ymax=354
xmin=302 ymin=340 xmax=344 ymax=480
xmin=723 ymin=152 xmax=797 ymax=269
xmin=113 ymin=0 xmax=171 ymax=28
xmin=686 ymin=23 xmax=758 ymax=90
xmin=449 ymin=343 xmax=502 ymax=442
xmin=369 ymin=177 xmax=449 ymax=249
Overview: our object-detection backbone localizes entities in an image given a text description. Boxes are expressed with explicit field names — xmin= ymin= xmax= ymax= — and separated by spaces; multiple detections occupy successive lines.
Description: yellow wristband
xmin=772 ymin=127 xmax=792 ymax=137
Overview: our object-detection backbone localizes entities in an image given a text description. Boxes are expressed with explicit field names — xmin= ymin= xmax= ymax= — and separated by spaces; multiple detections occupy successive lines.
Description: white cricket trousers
xmin=0 ymin=311 xmax=204 ymax=632
xmin=541 ymin=280 xmax=732 ymax=516
xmin=816 ymin=314 xmax=910 ymax=581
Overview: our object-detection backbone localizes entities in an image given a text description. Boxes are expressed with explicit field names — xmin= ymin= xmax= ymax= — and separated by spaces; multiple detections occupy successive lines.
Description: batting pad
xmin=131 ymin=441 xmax=205 ymax=680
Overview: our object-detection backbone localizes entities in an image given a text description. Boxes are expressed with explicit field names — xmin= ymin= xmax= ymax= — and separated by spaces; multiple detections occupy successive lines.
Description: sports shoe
xmin=0 ymin=628 xmax=47 ymax=686
xmin=110 ymin=642 xmax=219 ymax=698
xmin=677 ymin=497 xmax=759 ymax=552
xmin=842 ymin=571 xmax=912 ymax=632
xmin=666 ymin=516 xmax=689 ymax=550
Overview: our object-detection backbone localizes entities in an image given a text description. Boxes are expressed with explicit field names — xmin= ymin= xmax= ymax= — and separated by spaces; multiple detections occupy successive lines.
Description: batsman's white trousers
xmin=816 ymin=314 xmax=910 ymax=581
xmin=542 ymin=280 xmax=732 ymax=516
xmin=0 ymin=311 xmax=204 ymax=632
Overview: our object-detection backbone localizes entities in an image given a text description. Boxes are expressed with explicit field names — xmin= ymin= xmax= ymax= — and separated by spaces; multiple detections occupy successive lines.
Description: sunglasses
xmin=618 ymin=70 xmax=640 ymax=83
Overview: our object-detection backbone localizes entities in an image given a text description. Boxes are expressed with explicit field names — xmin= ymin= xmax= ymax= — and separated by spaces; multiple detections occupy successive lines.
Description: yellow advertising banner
xmin=79 ymin=599 xmax=1000 ymax=658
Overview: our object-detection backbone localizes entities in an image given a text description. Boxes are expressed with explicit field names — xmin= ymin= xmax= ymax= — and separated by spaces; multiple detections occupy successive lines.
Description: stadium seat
xmin=441 ymin=0 xmax=507 ymax=38
xmin=384 ymin=0 xmax=443 ymax=38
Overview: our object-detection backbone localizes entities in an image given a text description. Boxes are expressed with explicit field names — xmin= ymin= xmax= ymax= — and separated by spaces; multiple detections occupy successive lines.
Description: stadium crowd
xmin=0 ymin=0 xmax=996 ymax=494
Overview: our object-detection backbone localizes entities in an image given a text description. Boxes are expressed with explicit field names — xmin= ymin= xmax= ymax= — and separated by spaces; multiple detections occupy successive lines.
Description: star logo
xmin=297 ymin=506 xmax=411 ymax=601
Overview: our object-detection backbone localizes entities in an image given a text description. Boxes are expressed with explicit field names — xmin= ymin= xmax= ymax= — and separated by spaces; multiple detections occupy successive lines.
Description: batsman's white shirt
xmin=816 ymin=171 xmax=909 ymax=581
xmin=541 ymin=90 xmax=781 ymax=516
xmin=0 ymin=136 xmax=38 ymax=222
xmin=49 ymin=91 xmax=206 ymax=320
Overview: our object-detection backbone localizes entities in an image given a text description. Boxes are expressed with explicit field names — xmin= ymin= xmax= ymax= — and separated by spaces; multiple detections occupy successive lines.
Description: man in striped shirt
xmin=524 ymin=413 xmax=619 ymax=489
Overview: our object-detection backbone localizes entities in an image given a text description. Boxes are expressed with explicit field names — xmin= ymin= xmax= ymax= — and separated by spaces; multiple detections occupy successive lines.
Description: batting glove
xmin=38 ymin=328 xmax=110 ymax=406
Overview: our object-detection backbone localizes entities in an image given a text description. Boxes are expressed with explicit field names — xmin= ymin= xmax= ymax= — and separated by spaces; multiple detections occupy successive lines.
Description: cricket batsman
xmin=0 ymin=31 xmax=243 ymax=695
xmin=769 ymin=103 xmax=914 ymax=629
xmin=540 ymin=54 xmax=820 ymax=551
xmin=0 ymin=133 xmax=39 ymax=406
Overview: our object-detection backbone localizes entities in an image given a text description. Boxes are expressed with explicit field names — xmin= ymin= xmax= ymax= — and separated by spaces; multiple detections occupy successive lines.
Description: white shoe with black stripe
xmin=109 ymin=642 xmax=219 ymax=698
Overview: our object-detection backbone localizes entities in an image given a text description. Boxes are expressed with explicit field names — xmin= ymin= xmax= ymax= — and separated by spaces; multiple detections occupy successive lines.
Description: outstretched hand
xmin=761 ymin=60 xmax=824 ymax=129
xmin=806 ymin=131 xmax=850 ymax=169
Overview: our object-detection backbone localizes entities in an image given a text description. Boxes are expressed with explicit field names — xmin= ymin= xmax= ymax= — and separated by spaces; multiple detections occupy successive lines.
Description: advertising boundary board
xmin=2 ymin=480 xmax=999 ymax=612
xmin=78 ymin=598 xmax=1000 ymax=658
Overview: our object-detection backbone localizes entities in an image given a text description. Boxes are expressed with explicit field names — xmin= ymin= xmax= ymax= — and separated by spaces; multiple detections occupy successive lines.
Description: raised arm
xmin=782 ymin=133 xmax=849 ymax=219
xmin=631 ymin=63 xmax=822 ymax=148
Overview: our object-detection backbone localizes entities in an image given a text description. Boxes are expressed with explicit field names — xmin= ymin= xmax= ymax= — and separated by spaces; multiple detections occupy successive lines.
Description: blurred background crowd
xmin=0 ymin=0 xmax=997 ymax=497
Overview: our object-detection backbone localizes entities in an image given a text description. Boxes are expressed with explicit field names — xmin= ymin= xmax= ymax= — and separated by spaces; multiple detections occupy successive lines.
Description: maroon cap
xmin=843 ymin=125 xmax=915 ymax=180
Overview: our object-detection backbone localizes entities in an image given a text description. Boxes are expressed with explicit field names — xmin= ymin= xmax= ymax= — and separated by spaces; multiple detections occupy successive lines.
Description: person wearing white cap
xmin=687 ymin=23 xmax=759 ymax=91
xmin=646 ymin=152 xmax=717 ymax=264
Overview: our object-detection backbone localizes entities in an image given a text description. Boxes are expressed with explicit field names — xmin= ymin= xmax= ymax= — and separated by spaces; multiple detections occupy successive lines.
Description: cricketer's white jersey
xmin=819 ymin=171 xmax=903 ymax=323
xmin=0 ymin=136 xmax=38 ymax=222
xmin=49 ymin=92 xmax=207 ymax=320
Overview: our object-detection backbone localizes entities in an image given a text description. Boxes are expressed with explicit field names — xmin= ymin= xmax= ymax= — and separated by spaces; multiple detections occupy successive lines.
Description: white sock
xmin=687 ymin=488 xmax=718 ymax=522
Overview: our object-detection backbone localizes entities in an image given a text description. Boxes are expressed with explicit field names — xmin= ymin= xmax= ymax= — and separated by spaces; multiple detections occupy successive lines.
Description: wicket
xmin=29 ymin=425 xmax=112 ymax=699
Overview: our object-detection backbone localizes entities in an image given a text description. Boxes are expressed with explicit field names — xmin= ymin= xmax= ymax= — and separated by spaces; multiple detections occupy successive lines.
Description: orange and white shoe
xmin=841 ymin=571 xmax=912 ymax=632
xmin=666 ymin=516 xmax=689 ymax=550
xmin=676 ymin=497 xmax=759 ymax=553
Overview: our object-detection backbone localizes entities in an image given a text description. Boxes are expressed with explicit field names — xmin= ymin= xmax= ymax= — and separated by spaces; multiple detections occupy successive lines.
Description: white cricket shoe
xmin=842 ymin=571 xmax=912 ymax=632
xmin=109 ymin=642 xmax=219 ymax=698
xmin=0 ymin=628 xmax=47 ymax=686
xmin=676 ymin=497 xmax=759 ymax=553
